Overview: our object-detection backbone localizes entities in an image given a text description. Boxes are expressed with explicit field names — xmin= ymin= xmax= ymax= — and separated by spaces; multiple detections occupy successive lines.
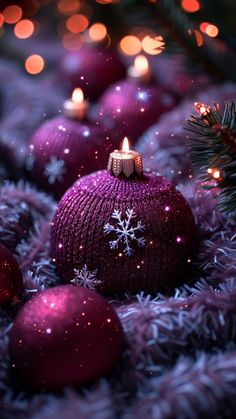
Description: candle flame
xmin=122 ymin=137 xmax=130 ymax=152
xmin=72 ymin=88 xmax=84 ymax=104
xmin=134 ymin=55 xmax=149 ymax=74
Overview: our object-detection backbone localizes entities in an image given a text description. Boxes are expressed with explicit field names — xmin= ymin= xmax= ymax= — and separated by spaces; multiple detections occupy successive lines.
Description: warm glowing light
xmin=66 ymin=14 xmax=88 ymax=33
xmin=194 ymin=102 xmax=210 ymax=116
xmin=205 ymin=24 xmax=219 ymax=38
xmin=96 ymin=0 xmax=118 ymax=4
xmin=25 ymin=54 xmax=45 ymax=75
xmin=122 ymin=137 xmax=130 ymax=152
xmin=0 ymin=14 xmax=4 ymax=29
xmin=200 ymin=22 xmax=219 ymax=37
xmin=119 ymin=35 xmax=141 ymax=56
xmin=181 ymin=0 xmax=200 ymax=13
xmin=141 ymin=35 xmax=165 ymax=55
xmin=14 ymin=20 xmax=35 ymax=39
xmin=207 ymin=168 xmax=222 ymax=180
xmin=89 ymin=23 xmax=107 ymax=42
xmin=57 ymin=0 xmax=80 ymax=15
xmin=3 ymin=5 xmax=22 ymax=24
xmin=62 ymin=32 xmax=83 ymax=51
xmin=72 ymin=88 xmax=84 ymax=103
xmin=194 ymin=30 xmax=203 ymax=47
xmin=134 ymin=55 xmax=149 ymax=74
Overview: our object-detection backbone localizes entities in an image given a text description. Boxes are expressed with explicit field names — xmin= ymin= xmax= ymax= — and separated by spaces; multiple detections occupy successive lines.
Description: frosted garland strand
xmin=118 ymin=283 xmax=236 ymax=379
xmin=128 ymin=352 xmax=236 ymax=419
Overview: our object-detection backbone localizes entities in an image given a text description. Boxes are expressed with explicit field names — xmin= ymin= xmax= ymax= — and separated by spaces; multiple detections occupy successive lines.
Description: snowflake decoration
xmin=44 ymin=156 xmax=66 ymax=184
xmin=71 ymin=264 xmax=101 ymax=290
xmin=103 ymin=208 xmax=145 ymax=256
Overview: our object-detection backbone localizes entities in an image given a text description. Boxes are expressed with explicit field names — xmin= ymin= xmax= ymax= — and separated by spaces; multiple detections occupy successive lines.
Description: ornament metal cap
xmin=107 ymin=137 xmax=143 ymax=178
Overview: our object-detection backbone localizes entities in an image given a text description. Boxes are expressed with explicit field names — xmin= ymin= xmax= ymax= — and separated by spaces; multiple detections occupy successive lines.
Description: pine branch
xmin=114 ymin=0 xmax=236 ymax=82
xmin=185 ymin=100 xmax=236 ymax=219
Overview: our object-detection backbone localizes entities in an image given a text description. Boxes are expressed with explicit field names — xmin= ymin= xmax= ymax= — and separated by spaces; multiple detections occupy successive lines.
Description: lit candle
xmin=107 ymin=137 xmax=143 ymax=178
xmin=63 ymin=88 xmax=88 ymax=120
xmin=127 ymin=55 xmax=151 ymax=84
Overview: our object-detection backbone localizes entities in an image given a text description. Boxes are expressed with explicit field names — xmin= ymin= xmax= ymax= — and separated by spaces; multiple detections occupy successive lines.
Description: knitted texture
xmin=51 ymin=170 xmax=197 ymax=296
xmin=29 ymin=116 xmax=118 ymax=198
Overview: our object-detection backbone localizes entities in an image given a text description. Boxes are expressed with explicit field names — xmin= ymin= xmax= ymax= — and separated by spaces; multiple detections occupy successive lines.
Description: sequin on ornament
xmin=104 ymin=208 xmax=145 ymax=256
xmin=44 ymin=156 xmax=66 ymax=184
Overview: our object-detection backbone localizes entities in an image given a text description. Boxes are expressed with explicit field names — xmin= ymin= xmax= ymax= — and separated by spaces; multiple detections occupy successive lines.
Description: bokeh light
xmin=3 ymin=5 xmax=22 ymax=24
xmin=194 ymin=30 xmax=203 ymax=46
xmin=0 ymin=14 xmax=4 ymax=29
xmin=57 ymin=0 xmax=80 ymax=16
xmin=200 ymin=22 xmax=219 ymax=37
xmin=96 ymin=0 xmax=118 ymax=4
xmin=89 ymin=23 xmax=107 ymax=41
xmin=119 ymin=35 xmax=141 ymax=56
xmin=62 ymin=32 xmax=83 ymax=51
xmin=181 ymin=0 xmax=200 ymax=13
xmin=66 ymin=14 xmax=88 ymax=33
xmin=25 ymin=54 xmax=45 ymax=75
xmin=14 ymin=20 xmax=35 ymax=39
xmin=141 ymin=35 xmax=165 ymax=55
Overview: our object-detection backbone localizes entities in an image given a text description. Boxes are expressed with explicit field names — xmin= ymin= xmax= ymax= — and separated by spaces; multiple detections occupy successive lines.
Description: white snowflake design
xmin=103 ymin=208 xmax=145 ymax=256
xmin=44 ymin=156 xmax=66 ymax=184
xmin=71 ymin=264 xmax=101 ymax=290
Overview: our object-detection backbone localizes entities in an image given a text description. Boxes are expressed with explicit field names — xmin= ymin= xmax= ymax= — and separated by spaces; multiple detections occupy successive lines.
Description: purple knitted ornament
xmin=51 ymin=167 xmax=197 ymax=296
xmin=28 ymin=116 xmax=116 ymax=198
xmin=59 ymin=46 xmax=126 ymax=100
xmin=93 ymin=79 xmax=176 ymax=143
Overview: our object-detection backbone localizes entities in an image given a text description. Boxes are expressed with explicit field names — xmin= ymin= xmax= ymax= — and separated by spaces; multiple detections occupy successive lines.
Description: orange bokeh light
xmin=25 ymin=54 xmax=45 ymax=75
xmin=194 ymin=30 xmax=203 ymax=46
xmin=96 ymin=0 xmax=118 ymax=3
xmin=3 ymin=5 xmax=22 ymax=24
xmin=66 ymin=14 xmax=88 ymax=33
xmin=89 ymin=23 xmax=107 ymax=41
xmin=14 ymin=20 xmax=35 ymax=39
xmin=200 ymin=22 xmax=219 ymax=37
xmin=62 ymin=32 xmax=83 ymax=51
xmin=57 ymin=0 xmax=80 ymax=16
xmin=0 ymin=14 xmax=4 ymax=29
xmin=119 ymin=35 xmax=141 ymax=56
xmin=181 ymin=0 xmax=200 ymax=13
xmin=141 ymin=35 xmax=165 ymax=55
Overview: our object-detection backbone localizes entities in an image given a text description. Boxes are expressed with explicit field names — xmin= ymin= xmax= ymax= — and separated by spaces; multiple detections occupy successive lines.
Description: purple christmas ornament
xmin=59 ymin=46 xmax=126 ymax=100
xmin=51 ymin=163 xmax=197 ymax=296
xmin=28 ymin=89 xmax=119 ymax=198
xmin=93 ymin=78 xmax=176 ymax=143
xmin=9 ymin=285 xmax=124 ymax=391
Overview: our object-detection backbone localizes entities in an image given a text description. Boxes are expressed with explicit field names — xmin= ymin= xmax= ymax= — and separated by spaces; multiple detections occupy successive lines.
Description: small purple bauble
xmin=93 ymin=80 xmax=177 ymax=143
xmin=59 ymin=47 xmax=126 ymax=100
xmin=0 ymin=243 xmax=23 ymax=306
xmin=9 ymin=285 xmax=124 ymax=391
xmin=51 ymin=170 xmax=197 ymax=296
xmin=28 ymin=116 xmax=116 ymax=198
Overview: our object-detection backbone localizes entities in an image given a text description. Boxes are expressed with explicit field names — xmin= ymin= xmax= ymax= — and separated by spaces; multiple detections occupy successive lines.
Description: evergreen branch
xmin=185 ymin=100 xmax=236 ymax=219
xmin=114 ymin=0 xmax=236 ymax=82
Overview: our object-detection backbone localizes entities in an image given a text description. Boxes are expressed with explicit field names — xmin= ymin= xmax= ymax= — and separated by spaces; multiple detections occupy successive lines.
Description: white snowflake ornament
xmin=44 ymin=156 xmax=66 ymax=184
xmin=103 ymin=208 xmax=145 ymax=256
xmin=71 ymin=265 xmax=101 ymax=290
